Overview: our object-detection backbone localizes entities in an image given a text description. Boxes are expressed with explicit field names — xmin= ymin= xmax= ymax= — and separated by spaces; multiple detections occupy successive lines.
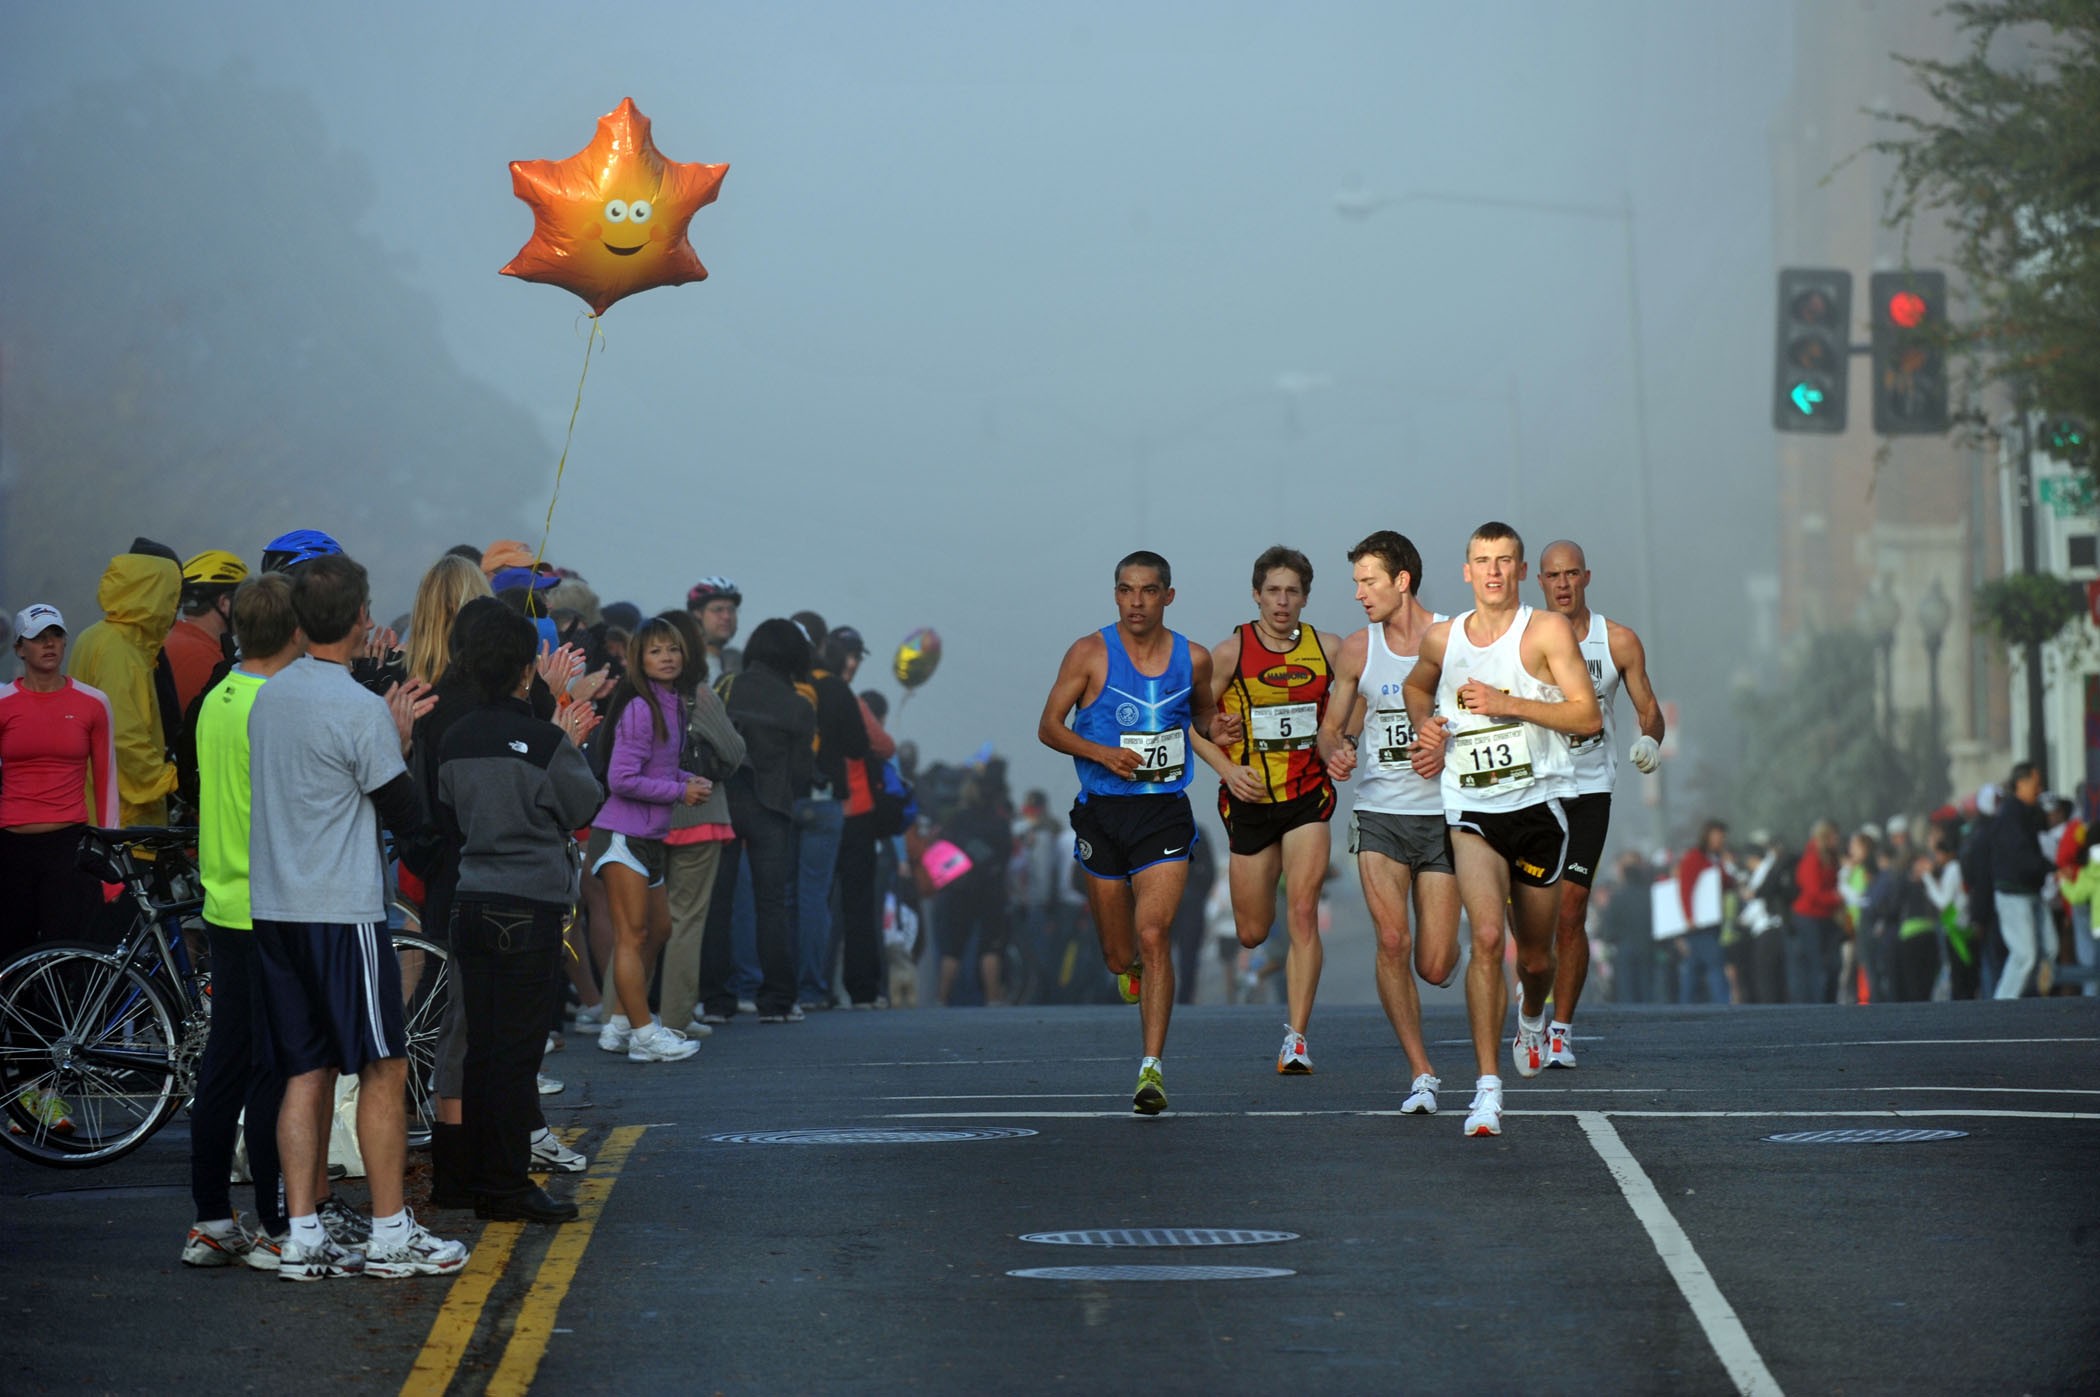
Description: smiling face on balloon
xmin=501 ymin=98 xmax=728 ymax=317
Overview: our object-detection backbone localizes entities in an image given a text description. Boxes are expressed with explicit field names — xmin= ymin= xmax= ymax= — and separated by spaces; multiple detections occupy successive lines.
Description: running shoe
xmin=681 ymin=1020 xmax=715 ymax=1038
xmin=1276 ymin=1027 xmax=1313 ymax=1075
xmin=279 ymin=1236 xmax=364 ymax=1282
xmin=537 ymin=1073 xmax=565 ymax=1095
xmin=543 ymin=1030 xmax=565 ymax=1054
xmin=1545 ymin=1025 xmax=1577 ymax=1069
xmin=1463 ymin=1078 xmax=1503 ymax=1137
xmin=1400 ymin=1073 xmax=1441 ymax=1115
xmin=597 ymin=1020 xmax=633 ymax=1054
xmin=364 ymin=1213 xmax=469 ymax=1279
xmin=1132 ymin=1063 xmax=1167 ymax=1116
xmin=628 ymin=1021 xmax=701 ymax=1062
xmin=13 ymin=1087 xmax=74 ymax=1134
xmin=572 ymin=1002 xmax=603 ymax=1028
xmin=180 ymin=1219 xmax=258 ymax=1267
xmin=1511 ymin=1016 xmax=1546 ymax=1079
xmin=755 ymin=1006 xmax=806 ymax=1024
xmin=1117 ymin=961 xmax=1143 ymax=1004
xmin=529 ymin=1127 xmax=588 ymax=1173
xmin=244 ymin=1231 xmax=285 ymax=1273
xmin=318 ymin=1195 xmax=372 ymax=1247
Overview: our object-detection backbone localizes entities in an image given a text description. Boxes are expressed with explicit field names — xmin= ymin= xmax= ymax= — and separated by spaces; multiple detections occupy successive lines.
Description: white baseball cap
xmin=12 ymin=604 xmax=65 ymax=639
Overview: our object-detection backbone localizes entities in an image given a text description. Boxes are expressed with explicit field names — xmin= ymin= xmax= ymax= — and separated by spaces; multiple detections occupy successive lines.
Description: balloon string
xmin=533 ymin=315 xmax=602 ymax=572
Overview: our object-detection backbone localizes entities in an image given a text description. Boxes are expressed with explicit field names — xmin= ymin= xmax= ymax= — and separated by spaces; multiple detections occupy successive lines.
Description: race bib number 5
xmin=1120 ymin=728 xmax=1187 ymax=784
xmin=1249 ymin=702 xmax=1318 ymax=752
xmin=1371 ymin=708 xmax=1415 ymax=771
xmin=1450 ymin=722 xmax=1533 ymax=791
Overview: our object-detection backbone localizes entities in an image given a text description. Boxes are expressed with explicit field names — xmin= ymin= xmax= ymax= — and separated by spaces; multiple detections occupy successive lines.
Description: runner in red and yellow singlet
xmin=1209 ymin=546 xmax=1344 ymax=1074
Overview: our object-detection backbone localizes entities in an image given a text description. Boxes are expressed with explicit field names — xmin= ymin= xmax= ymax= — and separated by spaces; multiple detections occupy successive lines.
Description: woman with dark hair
xmin=654 ymin=611 xmax=744 ymax=1036
xmin=700 ymin=618 xmax=815 ymax=1022
xmin=437 ymin=606 xmax=603 ymax=1221
xmin=590 ymin=616 xmax=705 ymax=1062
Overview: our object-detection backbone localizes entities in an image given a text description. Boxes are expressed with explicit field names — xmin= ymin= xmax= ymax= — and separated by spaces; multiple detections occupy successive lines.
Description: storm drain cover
xmin=1021 ymin=1228 xmax=1298 ymax=1248
xmin=1009 ymin=1265 xmax=1295 ymax=1282
xmin=707 ymin=1127 xmax=1038 ymax=1145
xmin=1764 ymin=1128 xmax=1967 ymax=1144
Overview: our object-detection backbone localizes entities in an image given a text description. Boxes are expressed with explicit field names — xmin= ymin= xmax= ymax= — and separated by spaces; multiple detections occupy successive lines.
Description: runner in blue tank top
xmin=1036 ymin=551 xmax=1239 ymax=1116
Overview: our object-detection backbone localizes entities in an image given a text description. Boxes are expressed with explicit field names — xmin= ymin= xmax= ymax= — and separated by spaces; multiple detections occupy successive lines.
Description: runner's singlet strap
xmin=1072 ymin=626 xmax=1195 ymax=799
xmin=1354 ymin=614 xmax=1446 ymax=817
xmin=1567 ymin=612 xmax=1621 ymax=796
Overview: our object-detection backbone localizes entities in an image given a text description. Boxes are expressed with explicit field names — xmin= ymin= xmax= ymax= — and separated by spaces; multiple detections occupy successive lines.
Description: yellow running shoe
xmin=1132 ymin=1063 xmax=1166 ymax=1116
xmin=14 ymin=1087 xmax=74 ymax=1134
xmin=1116 ymin=961 xmax=1142 ymax=1004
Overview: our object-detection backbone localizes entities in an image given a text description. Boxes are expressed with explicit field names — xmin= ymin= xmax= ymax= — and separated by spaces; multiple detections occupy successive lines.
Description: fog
xmin=1 ymin=1 xmax=1794 ymax=849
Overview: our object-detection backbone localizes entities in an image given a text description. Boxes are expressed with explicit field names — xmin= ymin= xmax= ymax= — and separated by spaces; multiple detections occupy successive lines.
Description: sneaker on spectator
xmin=627 ymin=1021 xmax=701 ymax=1062
xmin=681 ymin=1020 xmax=715 ymax=1038
xmin=318 ymin=1195 xmax=372 ymax=1247
xmin=1545 ymin=1025 xmax=1577 ymax=1069
xmin=529 ymin=1127 xmax=588 ymax=1173
xmin=755 ymin=1005 xmax=806 ymax=1023
xmin=537 ymin=1073 xmax=564 ymax=1096
xmin=699 ymin=1010 xmax=732 ymax=1025
xmin=1400 ymin=1073 xmax=1440 ymax=1115
xmin=1463 ymin=1077 xmax=1503 ymax=1137
xmin=364 ymin=1213 xmax=469 ymax=1279
xmin=572 ymin=1003 xmax=604 ymax=1028
xmin=279 ymin=1236 xmax=364 ymax=1282
xmin=597 ymin=1020 xmax=633 ymax=1054
xmin=180 ymin=1218 xmax=259 ymax=1267
xmin=244 ymin=1231 xmax=285 ymax=1272
xmin=543 ymin=1030 xmax=565 ymax=1055
xmin=736 ymin=998 xmax=759 ymax=1014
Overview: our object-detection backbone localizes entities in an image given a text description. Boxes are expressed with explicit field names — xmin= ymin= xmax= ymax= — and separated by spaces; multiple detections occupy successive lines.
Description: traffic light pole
xmin=2017 ymin=402 xmax=2047 ymax=771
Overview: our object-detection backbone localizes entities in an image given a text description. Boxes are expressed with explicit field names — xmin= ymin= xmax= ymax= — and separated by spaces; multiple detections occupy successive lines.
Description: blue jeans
xmin=1679 ymin=925 xmax=1730 ymax=1004
xmin=794 ymin=798 xmax=845 ymax=1005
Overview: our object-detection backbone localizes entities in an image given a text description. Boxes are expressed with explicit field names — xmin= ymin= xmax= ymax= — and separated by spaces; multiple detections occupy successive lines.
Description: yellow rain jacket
xmin=66 ymin=553 xmax=181 ymax=827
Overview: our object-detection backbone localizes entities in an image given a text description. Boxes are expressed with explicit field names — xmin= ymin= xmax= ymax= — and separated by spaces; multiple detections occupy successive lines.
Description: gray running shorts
xmin=1349 ymin=810 xmax=1454 ymax=876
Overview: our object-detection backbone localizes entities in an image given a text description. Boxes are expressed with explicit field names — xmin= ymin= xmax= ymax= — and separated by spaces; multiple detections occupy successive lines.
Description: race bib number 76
xmin=1120 ymin=728 xmax=1187 ymax=784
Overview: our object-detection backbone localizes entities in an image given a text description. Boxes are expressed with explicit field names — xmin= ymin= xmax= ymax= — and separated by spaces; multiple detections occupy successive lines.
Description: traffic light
xmin=2046 ymin=417 xmax=2092 ymax=470
xmin=1869 ymin=270 xmax=1949 ymax=435
xmin=1774 ymin=268 xmax=1850 ymax=433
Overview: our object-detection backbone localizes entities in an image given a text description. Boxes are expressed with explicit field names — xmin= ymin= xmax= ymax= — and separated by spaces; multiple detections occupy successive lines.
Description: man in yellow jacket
xmin=67 ymin=549 xmax=182 ymax=826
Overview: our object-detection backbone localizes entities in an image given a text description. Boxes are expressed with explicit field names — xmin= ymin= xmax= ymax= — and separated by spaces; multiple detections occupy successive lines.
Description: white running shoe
xmin=529 ymin=1127 xmax=588 ymax=1173
xmin=364 ymin=1212 xmax=469 ymax=1279
xmin=681 ymin=1020 xmax=715 ymax=1038
xmin=180 ymin=1218 xmax=258 ymax=1267
xmin=536 ymin=1073 xmax=564 ymax=1095
xmin=597 ymin=1020 xmax=633 ymax=1054
xmin=1463 ymin=1077 xmax=1503 ymax=1137
xmin=1545 ymin=1025 xmax=1577 ymax=1069
xmin=1511 ymin=1016 xmax=1546 ymax=1079
xmin=628 ymin=1021 xmax=701 ymax=1062
xmin=573 ymin=1003 xmax=604 ymax=1028
xmin=1400 ymin=1073 xmax=1440 ymax=1115
xmin=279 ymin=1235 xmax=364 ymax=1282
xmin=1276 ymin=1027 xmax=1313 ymax=1075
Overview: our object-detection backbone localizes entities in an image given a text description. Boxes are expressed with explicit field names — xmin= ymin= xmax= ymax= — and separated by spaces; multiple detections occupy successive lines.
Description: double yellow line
xmin=401 ymin=1124 xmax=646 ymax=1397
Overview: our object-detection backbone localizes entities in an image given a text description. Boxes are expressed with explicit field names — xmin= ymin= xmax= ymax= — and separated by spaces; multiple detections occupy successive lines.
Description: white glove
xmin=1628 ymin=735 xmax=1661 ymax=774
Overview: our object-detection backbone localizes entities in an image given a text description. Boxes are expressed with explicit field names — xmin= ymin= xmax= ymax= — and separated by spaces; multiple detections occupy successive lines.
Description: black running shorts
xmin=1449 ymin=798 xmax=1570 ymax=889
xmin=1560 ymin=792 xmax=1613 ymax=889
xmin=254 ymin=919 xmax=409 ymax=1077
xmin=1071 ymin=793 xmax=1197 ymax=881
xmin=1217 ymin=783 xmax=1336 ymax=856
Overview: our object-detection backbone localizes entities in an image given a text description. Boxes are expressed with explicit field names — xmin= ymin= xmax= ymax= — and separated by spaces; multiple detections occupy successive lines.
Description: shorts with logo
xmin=1560 ymin=791 xmax=1613 ymax=889
xmin=1448 ymin=798 xmax=1570 ymax=889
xmin=253 ymin=919 xmax=409 ymax=1077
xmin=1350 ymin=809 xmax=1454 ymax=876
xmin=1218 ymin=783 xmax=1336 ymax=856
xmin=587 ymin=830 xmax=667 ymax=888
xmin=1071 ymin=793 xmax=1197 ymax=881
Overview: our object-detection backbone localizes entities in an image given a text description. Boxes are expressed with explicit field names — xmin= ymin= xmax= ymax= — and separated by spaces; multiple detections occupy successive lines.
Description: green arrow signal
xmin=1790 ymin=382 xmax=1824 ymax=415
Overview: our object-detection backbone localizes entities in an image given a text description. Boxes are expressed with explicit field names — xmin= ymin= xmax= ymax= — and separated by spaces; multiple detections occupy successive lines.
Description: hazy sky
xmin=3 ymin=0 xmax=1796 ymax=838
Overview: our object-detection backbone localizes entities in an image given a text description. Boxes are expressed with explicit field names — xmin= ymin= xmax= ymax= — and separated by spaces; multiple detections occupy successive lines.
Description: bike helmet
xmin=260 ymin=529 xmax=343 ymax=574
xmin=686 ymin=575 xmax=742 ymax=609
xmin=181 ymin=549 xmax=249 ymax=587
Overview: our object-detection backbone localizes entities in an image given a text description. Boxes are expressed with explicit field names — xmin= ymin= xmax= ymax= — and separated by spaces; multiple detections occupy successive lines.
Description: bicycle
xmin=0 ymin=826 xmax=449 ymax=1168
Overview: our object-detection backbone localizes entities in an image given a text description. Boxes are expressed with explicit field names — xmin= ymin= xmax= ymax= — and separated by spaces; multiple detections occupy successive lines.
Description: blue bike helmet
xmin=260 ymin=528 xmax=343 ymax=574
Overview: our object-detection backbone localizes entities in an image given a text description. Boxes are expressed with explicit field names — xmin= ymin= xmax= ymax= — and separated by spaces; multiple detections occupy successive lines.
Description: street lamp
xmin=1916 ymin=577 xmax=1951 ymax=803
xmin=1862 ymin=580 xmax=1902 ymax=738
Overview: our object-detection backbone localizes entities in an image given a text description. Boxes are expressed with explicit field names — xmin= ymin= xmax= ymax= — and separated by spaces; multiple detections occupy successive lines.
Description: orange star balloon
xmin=501 ymin=98 xmax=727 ymax=317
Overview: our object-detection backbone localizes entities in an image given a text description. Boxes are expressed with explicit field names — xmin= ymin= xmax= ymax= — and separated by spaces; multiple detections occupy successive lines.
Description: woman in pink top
xmin=0 ymin=604 xmax=118 ymax=963
xmin=588 ymin=617 xmax=707 ymax=1063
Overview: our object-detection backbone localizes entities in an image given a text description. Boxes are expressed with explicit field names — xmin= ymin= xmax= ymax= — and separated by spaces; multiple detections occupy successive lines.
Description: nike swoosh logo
xmin=1161 ymin=846 xmax=1183 ymax=856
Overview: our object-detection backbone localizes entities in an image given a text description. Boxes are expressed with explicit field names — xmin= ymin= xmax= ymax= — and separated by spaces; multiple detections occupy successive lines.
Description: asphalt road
xmin=4 ymin=995 xmax=2096 ymax=1396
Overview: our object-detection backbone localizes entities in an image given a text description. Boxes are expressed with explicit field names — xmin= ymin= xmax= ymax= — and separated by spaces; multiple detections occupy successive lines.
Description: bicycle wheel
xmin=392 ymin=933 xmax=449 ymax=1149
xmin=0 ymin=942 xmax=184 ymax=1168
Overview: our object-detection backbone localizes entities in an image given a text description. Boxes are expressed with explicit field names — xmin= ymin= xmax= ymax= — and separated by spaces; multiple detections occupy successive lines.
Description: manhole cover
xmin=1010 ymin=1265 xmax=1295 ymax=1282
xmin=1021 ymin=1228 xmax=1298 ymax=1247
xmin=707 ymin=1127 xmax=1038 ymax=1145
xmin=1764 ymin=1128 xmax=1967 ymax=1144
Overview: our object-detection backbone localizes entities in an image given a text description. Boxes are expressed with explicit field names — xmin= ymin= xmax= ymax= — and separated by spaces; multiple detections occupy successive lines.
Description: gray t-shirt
xmin=247 ymin=655 xmax=405 ymax=924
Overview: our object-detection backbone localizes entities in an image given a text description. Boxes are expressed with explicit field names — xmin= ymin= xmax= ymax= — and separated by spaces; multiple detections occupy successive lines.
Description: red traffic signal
xmin=1869 ymin=271 xmax=1948 ymax=435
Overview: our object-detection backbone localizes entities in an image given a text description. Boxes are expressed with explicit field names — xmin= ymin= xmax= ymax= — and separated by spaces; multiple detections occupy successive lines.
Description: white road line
xmin=1748 ymin=1036 xmax=2099 ymax=1049
xmin=850 ymin=1058 xmax=1129 ymax=1068
xmin=881 ymin=1093 xmax=1128 ymax=1101
xmin=880 ymin=1107 xmax=2100 ymax=1121
xmin=1575 ymin=1112 xmax=1781 ymax=1397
